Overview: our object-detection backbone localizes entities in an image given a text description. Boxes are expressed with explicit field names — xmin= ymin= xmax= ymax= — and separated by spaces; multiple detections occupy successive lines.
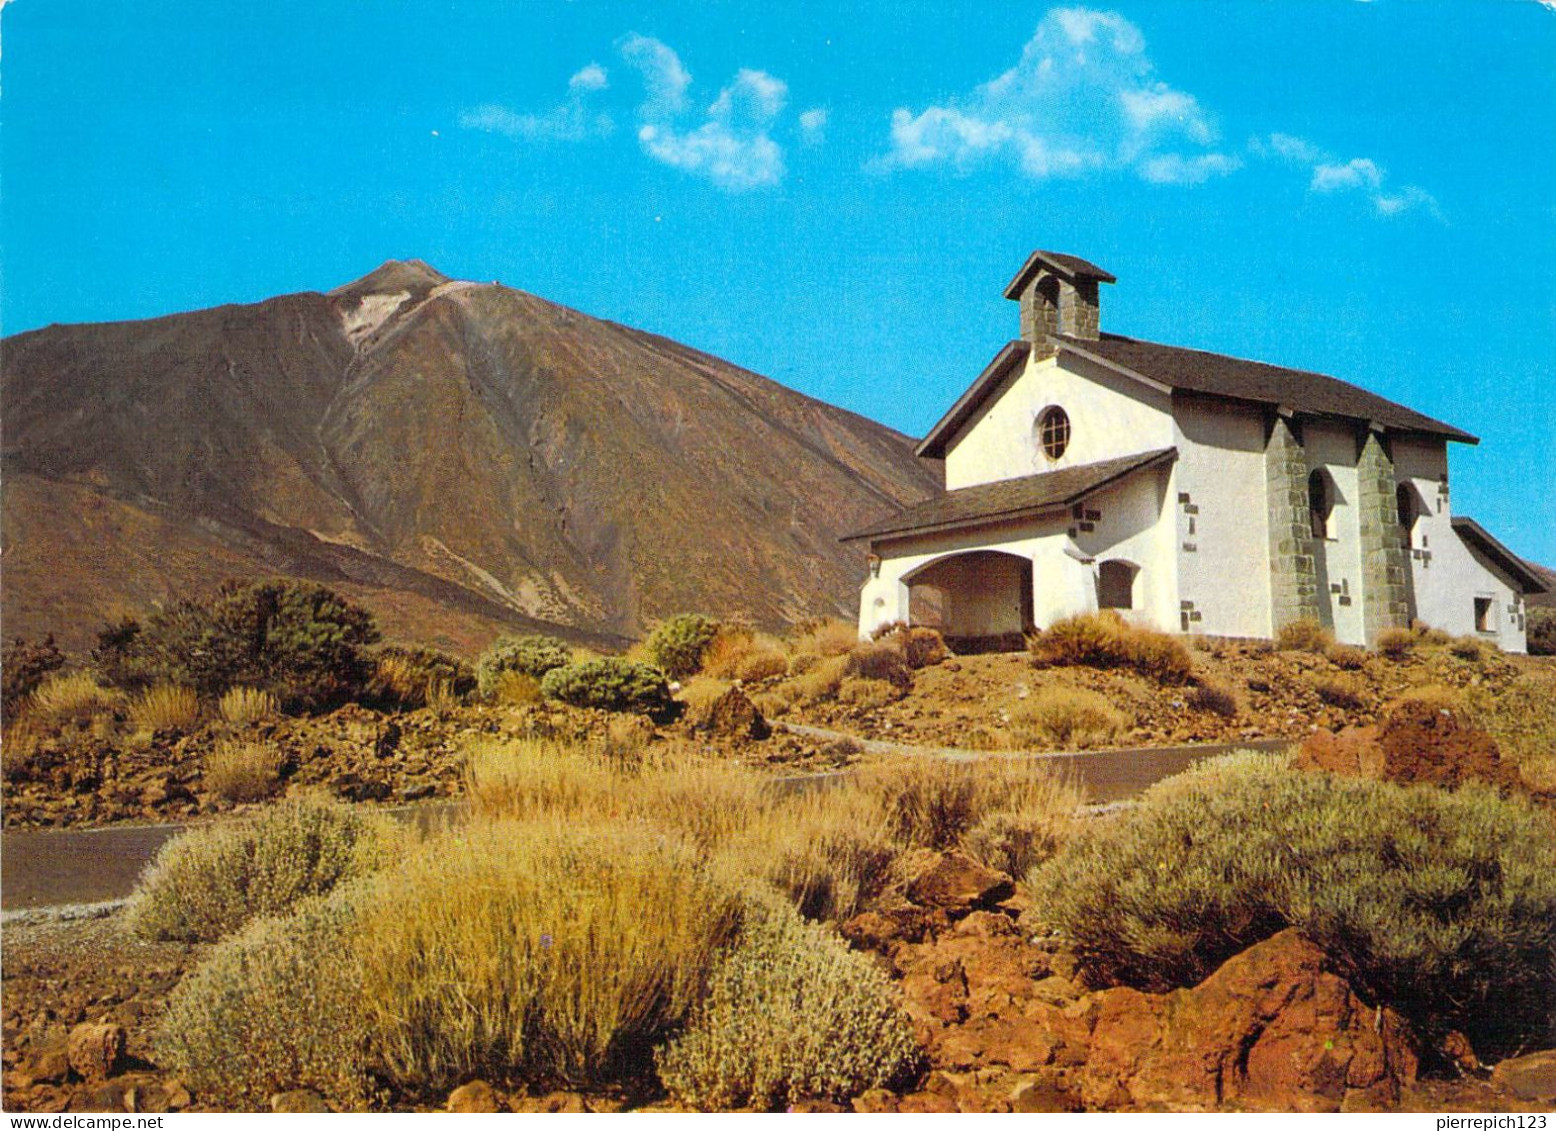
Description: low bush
xmin=845 ymin=640 xmax=912 ymax=689
xmin=25 ymin=671 xmax=122 ymax=720
xmin=540 ymin=658 xmax=680 ymax=721
xmin=218 ymin=686 xmax=278 ymax=725
xmin=791 ymin=654 xmax=849 ymax=703
xmin=1325 ymin=644 xmax=1369 ymax=671
xmin=870 ymin=622 xmax=949 ymax=669
xmin=702 ymin=628 xmax=790 ymax=683
xmin=204 ymin=739 xmax=285 ymax=802
xmin=656 ymin=895 xmax=919 ymax=1110
xmin=789 ymin=619 xmax=859 ymax=664
xmin=1275 ymin=619 xmax=1334 ymax=653
xmin=645 ymin=614 xmax=721 ymax=681
xmin=1374 ymin=627 xmax=1416 ymax=660
xmin=2 ymin=635 xmax=64 ymax=711
xmin=93 ymin=581 xmax=380 ymax=711
xmin=1030 ymin=611 xmax=1193 ymax=684
xmin=475 ymin=634 xmax=571 ymax=697
xmin=1312 ymin=673 xmax=1367 ymax=710
xmin=126 ymin=798 xmax=390 ymax=943
xmin=1412 ymin=622 xmax=1452 ymax=646
xmin=129 ymin=684 xmax=200 ymax=733
xmin=352 ymin=818 xmax=741 ymax=1093
xmin=1008 ymin=686 xmax=1128 ymax=748
xmin=153 ymin=889 xmax=370 ymax=1110
xmin=492 ymin=670 xmax=543 ymax=705
xmin=1028 ymin=753 xmax=1556 ymax=1055
xmin=368 ymin=646 xmax=476 ymax=709
xmin=735 ymin=646 xmax=789 ymax=683
xmin=1448 ymin=635 xmax=1491 ymax=662
xmin=1185 ymin=682 xmax=1239 ymax=718
xmin=836 ymin=676 xmax=900 ymax=709
xmin=1529 ymin=607 xmax=1556 ymax=656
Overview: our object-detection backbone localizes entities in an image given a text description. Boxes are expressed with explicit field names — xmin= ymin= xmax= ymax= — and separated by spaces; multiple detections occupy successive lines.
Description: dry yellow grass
xmin=790 ymin=618 xmax=859 ymax=664
xmin=791 ymin=654 xmax=849 ymax=703
xmin=218 ymin=686 xmax=278 ymax=725
xmin=492 ymin=670 xmax=542 ymax=705
xmin=131 ymin=684 xmax=201 ymax=733
xmin=1006 ymin=686 xmax=1128 ymax=749
xmin=205 ymin=740 xmax=285 ymax=803
xmin=1030 ymin=611 xmax=1194 ymax=683
xmin=353 ymin=817 xmax=742 ymax=1090
xmin=676 ymin=676 xmax=733 ymax=722
xmin=27 ymin=671 xmax=123 ymax=718
xmin=836 ymin=676 xmax=900 ymax=709
xmin=1463 ymin=670 xmax=1556 ymax=794
xmin=1275 ymin=619 xmax=1335 ymax=653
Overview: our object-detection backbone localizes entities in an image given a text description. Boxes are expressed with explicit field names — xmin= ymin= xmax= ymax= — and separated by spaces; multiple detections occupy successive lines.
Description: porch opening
xmin=904 ymin=550 xmax=1034 ymax=654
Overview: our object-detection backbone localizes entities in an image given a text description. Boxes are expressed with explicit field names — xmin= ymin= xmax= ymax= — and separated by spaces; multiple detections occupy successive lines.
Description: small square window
xmin=1474 ymin=597 xmax=1495 ymax=634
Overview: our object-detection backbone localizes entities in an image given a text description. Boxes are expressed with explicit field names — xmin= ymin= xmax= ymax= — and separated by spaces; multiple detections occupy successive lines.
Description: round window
xmin=1037 ymin=406 xmax=1070 ymax=461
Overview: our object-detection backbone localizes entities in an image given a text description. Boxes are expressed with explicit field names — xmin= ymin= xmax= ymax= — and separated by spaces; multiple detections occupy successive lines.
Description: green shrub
xmin=474 ymin=634 xmax=571 ymax=697
xmin=2 ymin=634 xmax=64 ymax=712
xmin=1030 ymin=611 xmax=1193 ymax=684
xmin=1029 ymin=753 xmax=1556 ymax=1055
xmin=126 ymin=798 xmax=391 ymax=943
xmin=368 ymin=645 xmax=476 ymax=708
xmin=93 ymin=581 xmax=380 ymax=711
xmin=540 ymin=658 xmax=681 ymax=722
xmin=1275 ymin=618 xmax=1334 ymax=653
xmin=153 ymin=889 xmax=371 ymax=1110
xmin=656 ymin=895 xmax=919 ymax=1110
xmin=646 ymin=614 xmax=721 ymax=680
xmin=1529 ymin=607 xmax=1556 ymax=656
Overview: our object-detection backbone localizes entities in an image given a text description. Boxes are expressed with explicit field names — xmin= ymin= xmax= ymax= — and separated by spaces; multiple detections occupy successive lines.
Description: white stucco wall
xmin=857 ymin=463 xmax=1178 ymax=640
xmin=1301 ymin=421 xmax=1367 ymax=645
xmin=942 ymin=352 xmax=1175 ymax=490
xmin=1172 ymin=397 xmax=1274 ymax=639
xmin=1392 ymin=436 xmax=1530 ymax=651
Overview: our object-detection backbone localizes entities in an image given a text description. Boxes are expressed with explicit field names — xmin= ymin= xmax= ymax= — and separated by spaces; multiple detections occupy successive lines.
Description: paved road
xmin=1 ymin=734 xmax=1289 ymax=913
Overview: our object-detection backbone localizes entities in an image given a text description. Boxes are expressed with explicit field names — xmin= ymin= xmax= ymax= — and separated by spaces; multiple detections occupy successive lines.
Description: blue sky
xmin=4 ymin=1 xmax=1554 ymax=565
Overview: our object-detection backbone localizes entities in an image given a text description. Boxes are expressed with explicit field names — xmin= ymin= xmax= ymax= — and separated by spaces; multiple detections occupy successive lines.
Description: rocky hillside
xmin=1 ymin=261 xmax=940 ymax=653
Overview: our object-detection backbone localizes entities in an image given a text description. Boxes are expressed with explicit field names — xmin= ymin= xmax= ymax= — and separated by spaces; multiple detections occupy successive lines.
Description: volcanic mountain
xmin=1 ymin=261 xmax=941 ymax=654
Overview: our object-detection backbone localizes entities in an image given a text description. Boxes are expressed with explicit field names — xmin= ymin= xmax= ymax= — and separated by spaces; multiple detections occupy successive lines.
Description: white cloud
xmin=620 ymin=36 xmax=793 ymax=190
xmin=799 ymin=107 xmax=829 ymax=144
xmin=1253 ymin=133 xmax=1440 ymax=219
xmin=873 ymin=7 xmax=1236 ymax=184
xmin=1311 ymin=157 xmax=1384 ymax=192
xmin=619 ymin=33 xmax=692 ymax=116
xmin=569 ymin=63 xmax=609 ymax=93
xmin=458 ymin=62 xmax=613 ymax=142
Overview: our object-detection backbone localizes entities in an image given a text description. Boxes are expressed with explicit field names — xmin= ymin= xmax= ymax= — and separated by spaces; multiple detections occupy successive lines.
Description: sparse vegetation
xmin=2 ymin=634 xmax=64 ymax=712
xmin=1007 ymin=686 xmax=1128 ymax=748
xmin=656 ymin=894 xmax=919 ymax=1110
xmin=836 ymin=675 xmax=900 ymax=709
xmin=129 ymin=683 xmax=201 ymax=733
xmin=540 ymin=658 xmax=680 ymax=721
xmin=1312 ymin=673 xmax=1367 ymax=710
xmin=126 ymin=798 xmax=391 ymax=943
xmin=1186 ymin=682 xmax=1239 ymax=718
xmin=870 ymin=621 xmax=950 ymax=669
xmin=1463 ymin=670 xmax=1556 ymax=794
xmin=1029 ymin=752 xmax=1556 ymax=1055
xmin=368 ymin=646 xmax=476 ymax=709
xmin=645 ymin=613 xmax=721 ymax=680
xmin=25 ymin=670 xmax=123 ymax=720
xmin=1030 ymin=611 xmax=1193 ymax=684
xmin=475 ymin=634 xmax=571 ymax=697
xmin=1529 ymin=607 xmax=1556 ymax=656
xmin=1448 ymin=635 xmax=1490 ymax=662
xmin=1325 ymin=644 xmax=1368 ymax=671
xmin=218 ymin=686 xmax=278 ymax=725
xmin=1274 ymin=618 xmax=1334 ymax=653
xmin=93 ymin=580 xmax=380 ymax=711
xmin=204 ymin=739 xmax=285 ymax=802
xmin=1374 ymin=627 xmax=1416 ymax=660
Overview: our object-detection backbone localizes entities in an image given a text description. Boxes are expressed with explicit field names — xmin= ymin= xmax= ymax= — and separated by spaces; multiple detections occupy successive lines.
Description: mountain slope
xmin=1 ymin=263 xmax=941 ymax=653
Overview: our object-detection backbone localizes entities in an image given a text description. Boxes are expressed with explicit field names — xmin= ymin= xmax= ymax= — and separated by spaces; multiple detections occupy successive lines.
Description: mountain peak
xmin=329 ymin=259 xmax=453 ymax=302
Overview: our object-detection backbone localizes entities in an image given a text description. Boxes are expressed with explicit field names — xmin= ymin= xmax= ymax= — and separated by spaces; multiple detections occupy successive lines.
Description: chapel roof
xmin=1451 ymin=517 xmax=1550 ymax=595
xmin=843 ymin=448 xmax=1176 ymax=544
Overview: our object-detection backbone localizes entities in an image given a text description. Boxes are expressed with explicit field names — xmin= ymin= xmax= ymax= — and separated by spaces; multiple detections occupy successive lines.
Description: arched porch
xmin=903 ymin=550 xmax=1035 ymax=653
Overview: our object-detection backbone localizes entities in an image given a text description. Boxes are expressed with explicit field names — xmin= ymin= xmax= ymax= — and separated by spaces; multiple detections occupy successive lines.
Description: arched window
xmin=1396 ymin=482 xmax=1418 ymax=547
xmin=1036 ymin=406 xmax=1070 ymax=461
xmin=1308 ymin=469 xmax=1332 ymax=540
xmin=1098 ymin=560 xmax=1138 ymax=610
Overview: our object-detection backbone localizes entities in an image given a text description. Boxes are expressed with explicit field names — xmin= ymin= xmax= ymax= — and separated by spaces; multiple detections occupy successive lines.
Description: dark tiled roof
xmin=916 ymin=341 xmax=1030 ymax=459
xmin=843 ymin=448 xmax=1177 ymax=544
xmin=1062 ymin=333 xmax=1477 ymax=443
xmin=1004 ymin=250 xmax=1117 ymax=298
xmin=1451 ymin=517 xmax=1549 ymax=595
